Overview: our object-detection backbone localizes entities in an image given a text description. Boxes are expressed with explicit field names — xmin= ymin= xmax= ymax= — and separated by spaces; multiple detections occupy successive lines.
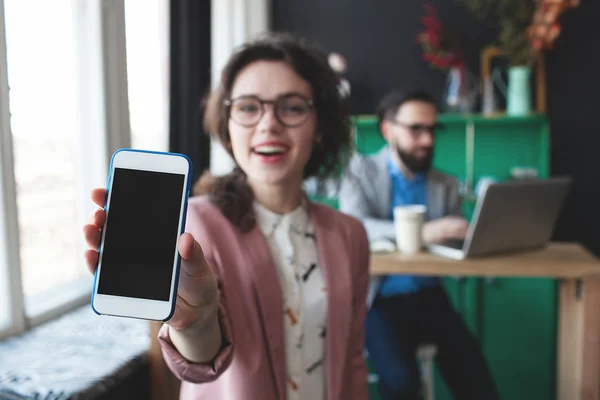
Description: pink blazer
xmin=158 ymin=196 xmax=370 ymax=399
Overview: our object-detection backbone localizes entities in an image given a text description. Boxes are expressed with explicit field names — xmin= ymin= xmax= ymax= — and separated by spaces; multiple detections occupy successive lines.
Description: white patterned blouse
xmin=253 ymin=200 xmax=328 ymax=400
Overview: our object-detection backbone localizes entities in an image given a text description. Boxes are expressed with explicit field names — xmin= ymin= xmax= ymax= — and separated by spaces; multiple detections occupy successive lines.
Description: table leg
xmin=557 ymin=277 xmax=600 ymax=400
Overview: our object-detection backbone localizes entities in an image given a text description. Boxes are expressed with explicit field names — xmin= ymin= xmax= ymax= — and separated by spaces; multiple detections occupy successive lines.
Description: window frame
xmin=0 ymin=0 xmax=25 ymax=341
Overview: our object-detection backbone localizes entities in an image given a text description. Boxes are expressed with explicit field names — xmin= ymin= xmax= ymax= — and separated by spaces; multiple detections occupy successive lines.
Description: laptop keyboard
xmin=441 ymin=238 xmax=465 ymax=249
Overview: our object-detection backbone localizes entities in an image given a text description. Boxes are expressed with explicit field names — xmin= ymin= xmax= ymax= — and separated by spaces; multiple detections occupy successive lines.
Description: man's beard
xmin=396 ymin=145 xmax=433 ymax=173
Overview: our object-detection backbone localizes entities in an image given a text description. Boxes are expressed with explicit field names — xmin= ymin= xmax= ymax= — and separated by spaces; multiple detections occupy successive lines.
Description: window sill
xmin=24 ymin=276 xmax=93 ymax=328
xmin=0 ymin=305 xmax=150 ymax=399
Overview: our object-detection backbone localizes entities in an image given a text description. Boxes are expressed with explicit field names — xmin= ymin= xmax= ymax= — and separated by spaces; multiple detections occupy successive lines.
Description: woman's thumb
xmin=177 ymin=233 xmax=210 ymax=275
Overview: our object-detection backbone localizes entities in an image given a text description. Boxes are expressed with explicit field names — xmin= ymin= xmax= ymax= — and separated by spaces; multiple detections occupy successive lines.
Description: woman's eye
xmin=282 ymin=104 xmax=308 ymax=114
xmin=238 ymin=104 xmax=259 ymax=113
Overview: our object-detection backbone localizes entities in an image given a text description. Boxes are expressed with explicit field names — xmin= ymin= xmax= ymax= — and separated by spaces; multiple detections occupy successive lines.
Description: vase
xmin=492 ymin=65 xmax=532 ymax=116
xmin=443 ymin=67 xmax=478 ymax=113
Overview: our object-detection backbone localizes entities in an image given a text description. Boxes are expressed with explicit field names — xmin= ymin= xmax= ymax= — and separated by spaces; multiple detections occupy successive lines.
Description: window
xmin=124 ymin=0 xmax=169 ymax=152
xmin=0 ymin=0 xmax=133 ymax=339
xmin=4 ymin=0 xmax=88 ymax=315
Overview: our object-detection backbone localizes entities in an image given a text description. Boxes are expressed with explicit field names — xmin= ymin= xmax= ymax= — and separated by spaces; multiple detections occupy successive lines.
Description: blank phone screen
xmin=97 ymin=167 xmax=186 ymax=301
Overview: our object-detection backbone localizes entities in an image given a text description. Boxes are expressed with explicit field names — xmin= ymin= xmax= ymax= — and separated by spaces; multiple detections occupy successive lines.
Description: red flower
xmin=416 ymin=4 xmax=464 ymax=71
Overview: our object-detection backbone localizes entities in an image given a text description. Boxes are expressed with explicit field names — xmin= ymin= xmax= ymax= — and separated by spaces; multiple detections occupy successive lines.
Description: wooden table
xmin=370 ymin=242 xmax=600 ymax=400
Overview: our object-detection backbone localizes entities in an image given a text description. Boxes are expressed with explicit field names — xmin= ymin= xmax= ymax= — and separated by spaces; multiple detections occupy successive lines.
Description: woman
xmin=82 ymin=33 xmax=370 ymax=400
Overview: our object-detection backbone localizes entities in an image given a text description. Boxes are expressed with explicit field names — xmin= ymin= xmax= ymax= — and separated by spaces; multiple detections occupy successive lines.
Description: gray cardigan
xmin=339 ymin=146 xmax=463 ymax=306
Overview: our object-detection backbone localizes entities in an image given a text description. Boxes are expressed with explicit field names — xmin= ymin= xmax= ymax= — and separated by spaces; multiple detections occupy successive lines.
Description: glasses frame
xmin=388 ymin=120 xmax=445 ymax=138
xmin=224 ymin=94 xmax=314 ymax=128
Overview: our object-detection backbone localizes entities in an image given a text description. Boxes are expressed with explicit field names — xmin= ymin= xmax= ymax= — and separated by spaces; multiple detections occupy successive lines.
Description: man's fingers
xmin=449 ymin=220 xmax=469 ymax=238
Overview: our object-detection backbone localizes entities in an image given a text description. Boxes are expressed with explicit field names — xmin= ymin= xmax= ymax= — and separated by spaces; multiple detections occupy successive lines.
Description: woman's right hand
xmin=82 ymin=188 xmax=220 ymax=333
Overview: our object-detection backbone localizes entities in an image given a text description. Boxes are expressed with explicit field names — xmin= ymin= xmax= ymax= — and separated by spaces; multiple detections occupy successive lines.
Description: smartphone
xmin=91 ymin=149 xmax=192 ymax=321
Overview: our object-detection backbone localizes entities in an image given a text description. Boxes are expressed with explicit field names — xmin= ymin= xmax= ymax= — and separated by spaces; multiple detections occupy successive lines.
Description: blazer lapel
xmin=370 ymin=147 xmax=391 ymax=219
xmin=427 ymin=175 xmax=446 ymax=220
xmin=310 ymin=205 xmax=353 ymax=400
xmin=241 ymin=226 xmax=287 ymax=400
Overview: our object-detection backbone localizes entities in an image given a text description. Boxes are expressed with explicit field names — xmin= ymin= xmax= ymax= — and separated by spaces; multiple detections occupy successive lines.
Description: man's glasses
xmin=388 ymin=120 xmax=445 ymax=137
xmin=225 ymin=94 xmax=314 ymax=128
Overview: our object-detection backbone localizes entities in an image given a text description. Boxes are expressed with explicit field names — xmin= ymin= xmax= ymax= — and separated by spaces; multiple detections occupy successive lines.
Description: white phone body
xmin=91 ymin=149 xmax=192 ymax=321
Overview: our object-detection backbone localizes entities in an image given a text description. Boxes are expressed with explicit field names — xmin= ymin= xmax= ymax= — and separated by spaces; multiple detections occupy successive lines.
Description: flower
xmin=527 ymin=0 xmax=579 ymax=54
xmin=416 ymin=4 xmax=465 ymax=71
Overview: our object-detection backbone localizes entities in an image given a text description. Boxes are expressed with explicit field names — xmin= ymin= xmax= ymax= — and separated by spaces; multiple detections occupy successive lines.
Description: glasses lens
xmin=409 ymin=124 xmax=437 ymax=136
xmin=276 ymin=95 xmax=311 ymax=127
xmin=230 ymin=97 xmax=262 ymax=126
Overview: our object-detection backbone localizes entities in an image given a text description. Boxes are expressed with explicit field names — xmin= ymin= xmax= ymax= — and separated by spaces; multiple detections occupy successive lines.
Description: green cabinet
xmin=353 ymin=113 xmax=549 ymax=187
xmin=351 ymin=113 xmax=556 ymax=400
xmin=433 ymin=277 xmax=557 ymax=400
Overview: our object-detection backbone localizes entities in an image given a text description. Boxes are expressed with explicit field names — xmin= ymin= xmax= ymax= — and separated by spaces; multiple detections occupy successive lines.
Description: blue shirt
xmin=378 ymin=156 xmax=440 ymax=297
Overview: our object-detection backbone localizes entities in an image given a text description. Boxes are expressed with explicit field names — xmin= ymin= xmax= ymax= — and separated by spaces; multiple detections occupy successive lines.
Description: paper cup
xmin=393 ymin=205 xmax=427 ymax=254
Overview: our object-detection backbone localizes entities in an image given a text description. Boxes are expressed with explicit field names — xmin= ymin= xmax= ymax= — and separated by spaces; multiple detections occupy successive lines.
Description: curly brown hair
xmin=196 ymin=32 xmax=351 ymax=232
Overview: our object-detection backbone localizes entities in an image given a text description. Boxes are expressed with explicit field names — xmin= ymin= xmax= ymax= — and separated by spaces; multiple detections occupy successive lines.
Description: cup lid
xmin=393 ymin=204 xmax=427 ymax=216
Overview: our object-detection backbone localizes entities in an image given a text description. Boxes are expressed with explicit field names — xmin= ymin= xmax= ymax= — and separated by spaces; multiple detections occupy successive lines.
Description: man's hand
xmin=422 ymin=216 xmax=469 ymax=244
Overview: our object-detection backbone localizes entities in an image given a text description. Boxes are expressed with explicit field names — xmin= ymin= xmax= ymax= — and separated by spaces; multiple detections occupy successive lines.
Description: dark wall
xmin=274 ymin=0 xmax=600 ymax=255
xmin=545 ymin=1 xmax=600 ymax=254
xmin=273 ymin=0 xmax=495 ymax=114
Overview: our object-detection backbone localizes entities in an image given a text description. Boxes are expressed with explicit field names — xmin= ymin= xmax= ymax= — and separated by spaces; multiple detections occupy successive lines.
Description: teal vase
xmin=507 ymin=66 xmax=531 ymax=116
xmin=492 ymin=65 xmax=532 ymax=116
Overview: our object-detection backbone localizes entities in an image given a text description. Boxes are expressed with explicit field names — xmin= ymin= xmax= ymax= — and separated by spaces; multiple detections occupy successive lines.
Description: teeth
xmin=254 ymin=145 xmax=286 ymax=155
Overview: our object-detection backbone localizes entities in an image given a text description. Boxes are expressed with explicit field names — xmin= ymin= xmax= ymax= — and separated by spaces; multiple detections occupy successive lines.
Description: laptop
xmin=426 ymin=177 xmax=572 ymax=260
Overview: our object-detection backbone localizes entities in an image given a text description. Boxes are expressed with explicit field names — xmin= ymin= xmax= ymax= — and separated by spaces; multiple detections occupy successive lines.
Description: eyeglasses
xmin=224 ymin=94 xmax=314 ymax=128
xmin=388 ymin=120 xmax=445 ymax=137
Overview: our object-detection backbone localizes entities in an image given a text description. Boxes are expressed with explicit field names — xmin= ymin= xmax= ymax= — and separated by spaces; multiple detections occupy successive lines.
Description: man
xmin=340 ymin=89 xmax=498 ymax=400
